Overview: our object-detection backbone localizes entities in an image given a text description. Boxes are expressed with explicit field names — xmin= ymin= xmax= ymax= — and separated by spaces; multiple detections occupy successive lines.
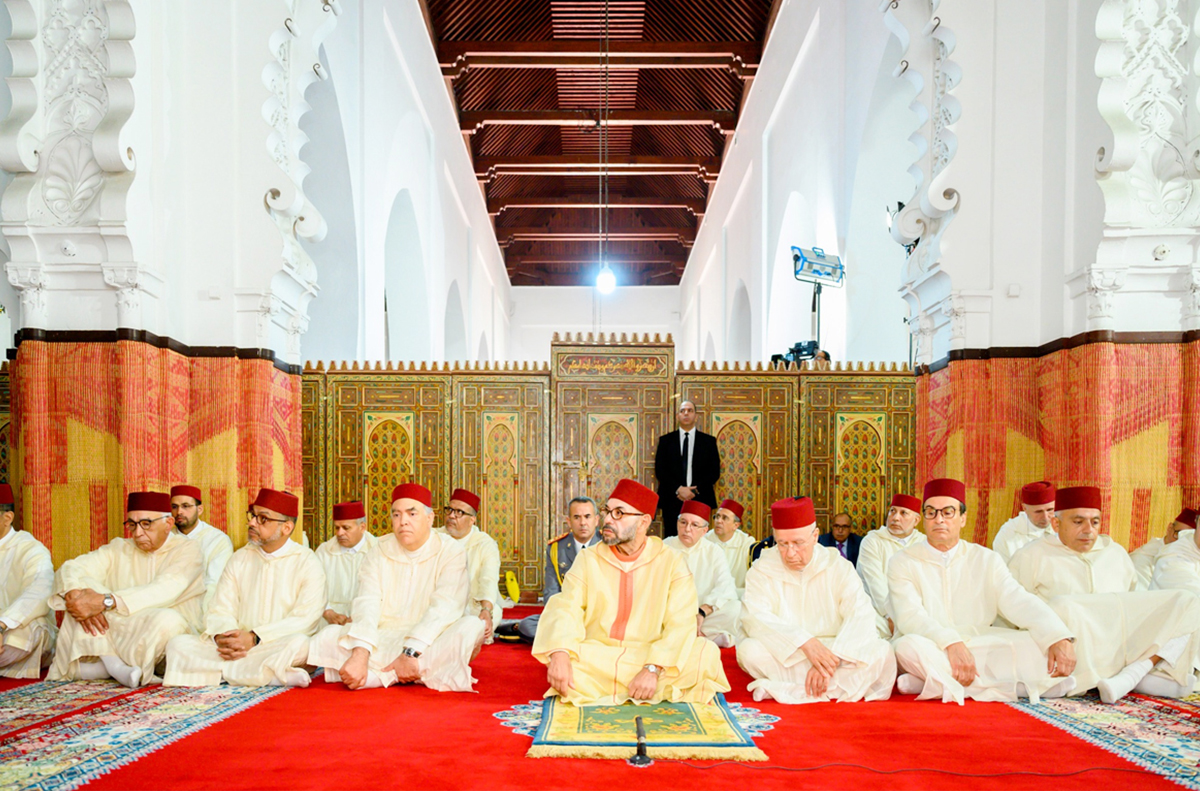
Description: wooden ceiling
xmin=425 ymin=0 xmax=776 ymax=286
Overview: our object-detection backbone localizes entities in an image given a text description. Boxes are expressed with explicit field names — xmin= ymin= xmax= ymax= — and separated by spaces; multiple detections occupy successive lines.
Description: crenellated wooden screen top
xmin=301 ymin=336 xmax=915 ymax=598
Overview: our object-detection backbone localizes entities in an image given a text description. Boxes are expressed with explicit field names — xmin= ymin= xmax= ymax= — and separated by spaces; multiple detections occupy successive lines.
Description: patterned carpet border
xmin=0 ymin=682 xmax=290 ymax=791
xmin=1009 ymin=692 xmax=1200 ymax=790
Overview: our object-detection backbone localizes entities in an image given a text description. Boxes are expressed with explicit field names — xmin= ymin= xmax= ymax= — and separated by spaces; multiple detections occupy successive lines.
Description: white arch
xmin=443 ymin=280 xmax=468 ymax=361
xmin=728 ymin=281 xmax=752 ymax=362
xmin=703 ymin=332 xmax=717 ymax=363
xmin=476 ymin=333 xmax=490 ymax=362
xmin=384 ymin=189 xmax=430 ymax=362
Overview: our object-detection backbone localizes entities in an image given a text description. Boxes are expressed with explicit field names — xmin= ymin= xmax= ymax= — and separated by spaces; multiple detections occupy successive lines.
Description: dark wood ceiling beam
xmin=505 ymin=252 xmax=686 ymax=266
xmin=461 ymin=109 xmax=736 ymax=133
xmin=440 ymin=40 xmax=759 ymax=78
xmin=488 ymin=195 xmax=706 ymax=216
xmin=495 ymin=226 xmax=696 ymax=247
xmin=476 ymin=156 xmax=720 ymax=183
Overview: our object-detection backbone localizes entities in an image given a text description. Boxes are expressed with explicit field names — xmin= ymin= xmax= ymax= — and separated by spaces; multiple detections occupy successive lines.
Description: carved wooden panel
xmin=300 ymin=373 xmax=326 ymax=544
xmin=453 ymin=376 xmax=550 ymax=592
xmin=677 ymin=374 xmax=799 ymax=539
xmin=551 ymin=336 xmax=674 ymax=534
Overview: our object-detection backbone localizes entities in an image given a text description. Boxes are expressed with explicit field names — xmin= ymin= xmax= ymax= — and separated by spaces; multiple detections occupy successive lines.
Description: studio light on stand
xmin=771 ymin=245 xmax=844 ymax=365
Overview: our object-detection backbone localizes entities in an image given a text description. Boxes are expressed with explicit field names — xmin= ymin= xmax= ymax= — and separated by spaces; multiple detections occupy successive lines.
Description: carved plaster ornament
xmin=1085 ymin=269 xmax=1126 ymax=321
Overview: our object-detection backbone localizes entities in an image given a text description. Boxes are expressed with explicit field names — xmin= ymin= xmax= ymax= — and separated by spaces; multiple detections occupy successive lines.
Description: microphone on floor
xmin=627 ymin=715 xmax=653 ymax=768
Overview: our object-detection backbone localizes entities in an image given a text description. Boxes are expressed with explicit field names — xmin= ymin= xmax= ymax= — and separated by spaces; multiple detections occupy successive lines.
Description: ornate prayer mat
xmin=1010 ymin=691 xmax=1200 ymax=789
xmin=0 ymin=681 xmax=288 ymax=791
xmin=495 ymin=694 xmax=777 ymax=760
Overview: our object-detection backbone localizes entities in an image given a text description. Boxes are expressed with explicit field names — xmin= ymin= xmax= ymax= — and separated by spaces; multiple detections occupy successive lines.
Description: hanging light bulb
xmin=596 ymin=262 xmax=616 ymax=294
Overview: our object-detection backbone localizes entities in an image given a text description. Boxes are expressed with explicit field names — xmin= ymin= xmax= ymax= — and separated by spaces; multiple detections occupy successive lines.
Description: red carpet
xmin=78 ymin=645 xmax=1174 ymax=790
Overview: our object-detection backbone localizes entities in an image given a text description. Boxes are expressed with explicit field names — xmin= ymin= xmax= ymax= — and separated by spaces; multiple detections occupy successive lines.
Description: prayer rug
xmin=1010 ymin=691 xmax=1200 ymax=789
xmin=500 ymin=693 xmax=775 ymax=760
xmin=0 ymin=681 xmax=287 ymax=791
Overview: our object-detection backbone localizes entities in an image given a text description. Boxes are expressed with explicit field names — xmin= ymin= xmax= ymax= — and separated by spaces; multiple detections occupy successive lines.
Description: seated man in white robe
xmin=664 ymin=500 xmax=741 ymax=647
xmin=738 ymin=496 xmax=895 ymax=703
xmin=1009 ymin=486 xmax=1200 ymax=703
xmin=889 ymin=478 xmax=1077 ymax=704
xmin=991 ymin=482 xmax=1056 ymax=564
xmin=50 ymin=491 xmax=204 ymax=687
xmin=1132 ymin=508 xmax=1195 ymax=590
xmin=309 ymin=483 xmax=484 ymax=691
xmin=0 ymin=483 xmax=57 ymax=677
xmin=856 ymin=493 xmax=925 ymax=638
xmin=315 ymin=501 xmax=377 ymax=626
xmin=1153 ymin=518 xmax=1200 ymax=597
xmin=170 ymin=485 xmax=234 ymax=615
xmin=165 ymin=488 xmax=326 ymax=687
xmin=434 ymin=488 xmax=502 ymax=644
xmin=705 ymin=498 xmax=755 ymax=598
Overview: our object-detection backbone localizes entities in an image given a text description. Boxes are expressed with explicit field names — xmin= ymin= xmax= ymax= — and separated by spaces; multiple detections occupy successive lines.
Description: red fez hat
xmin=170 ymin=485 xmax=202 ymax=504
xmin=449 ymin=488 xmax=481 ymax=513
xmin=718 ymin=498 xmax=744 ymax=520
xmin=391 ymin=483 xmax=432 ymax=508
xmin=332 ymin=501 xmax=366 ymax=520
xmin=609 ymin=478 xmax=658 ymax=516
xmin=924 ymin=478 xmax=966 ymax=503
xmin=679 ymin=500 xmax=711 ymax=521
xmin=0 ymin=483 xmax=13 ymax=505
xmin=771 ymin=497 xmax=816 ymax=531
xmin=253 ymin=488 xmax=299 ymax=519
xmin=890 ymin=493 xmax=921 ymax=513
xmin=127 ymin=491 xmax=172 ymax=513
xmin=1056 ymin=486 xmax=1102 ymax=512
xmin=1020 ymin=481 xmax=1056 ymax=506
xmin=1174 ymin=507 xmax=1199 ymax=529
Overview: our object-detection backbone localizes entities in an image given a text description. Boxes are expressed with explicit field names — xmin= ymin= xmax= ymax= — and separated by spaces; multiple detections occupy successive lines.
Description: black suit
xmin=819 ymin=532 xmax=862 ymax=566
xmin=654 ymin=428 xmax=720 ymax=537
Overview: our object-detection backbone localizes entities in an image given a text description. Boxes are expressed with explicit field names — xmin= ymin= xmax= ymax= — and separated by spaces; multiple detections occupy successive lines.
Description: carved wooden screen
xmin=676 ymin=370 xmax=798 ymax=540
xmin=799 ymin=371 xmax=916 ymax=534
xmin=550 ymin=335 xmax=674 ymax=534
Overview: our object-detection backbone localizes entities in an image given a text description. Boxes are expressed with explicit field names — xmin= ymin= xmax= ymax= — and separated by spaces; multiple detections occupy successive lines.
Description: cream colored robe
xmin=992 ymin=513 xmax=1052 ymax=564
xmin=434 ymin=526 xmax=502 ymax=624
xmin=1152 ymin=532 xmax=1200 ymax=598
xmin=178 ymin=521 xmax=234 ymax=614
xmin=704 ymin=528 xmax=755 ymax=597
xmin=856 ymin=526 xmax=926 ymax=638
xmin=1009 ymin=533 xmax=1200 ymax=693
xmin=1132 ymin=532 xmax=1192 ymax=591
xmin=308 ymin=531 xmax=484 ymax=692
xmin=49 ymin=531 xmax=204 ymax=683
xmin=315 ymin=532 xmax=377 ymax=616
xmin=664 ymin=535 xmax=741 ymax=645
xmin=532 ymin=537 xmax=731 ymax=705
xmin=888 ymin=540 xmax=1074 ymax=704
xmin=164 ymin=540 xmax=326 ymax=687
xmin=739 ymin=545 xmax=895 ymax=703
xmin=0 ymin=529 xmax=57 ymax=678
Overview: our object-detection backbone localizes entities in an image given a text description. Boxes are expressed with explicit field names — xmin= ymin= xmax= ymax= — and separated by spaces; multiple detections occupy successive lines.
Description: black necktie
xmin=680 ymin=432 xmax=689 ymax=474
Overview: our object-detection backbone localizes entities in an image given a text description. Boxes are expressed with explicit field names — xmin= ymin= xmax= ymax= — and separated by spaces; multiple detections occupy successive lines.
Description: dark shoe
xmin=494 ymin=623 xmax=528 ymax=644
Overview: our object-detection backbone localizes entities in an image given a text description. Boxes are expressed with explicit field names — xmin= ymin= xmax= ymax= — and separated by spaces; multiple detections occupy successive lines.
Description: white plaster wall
xmin=509 ymin=286 xmax=681 ymax=363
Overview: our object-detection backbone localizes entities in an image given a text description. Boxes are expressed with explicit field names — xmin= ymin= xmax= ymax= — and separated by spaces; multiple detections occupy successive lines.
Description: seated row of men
xmin=3 ymin=477 xmax=1200 ymax=712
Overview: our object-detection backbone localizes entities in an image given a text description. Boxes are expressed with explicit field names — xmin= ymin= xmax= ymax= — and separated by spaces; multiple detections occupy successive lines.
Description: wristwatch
xmin=643 ymin=664 xmax=661 ymax=676
xmin=401 ymin=647 xmax=422 ymax=659
xmin=102 ymin=594 xmax=115 ymax=611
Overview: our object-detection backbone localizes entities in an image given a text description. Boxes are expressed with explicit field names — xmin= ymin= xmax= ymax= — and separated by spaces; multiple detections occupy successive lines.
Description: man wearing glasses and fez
xmin=434 ymin=488 xmax=502 ymax=643
xmin=165 ymin=488 xmax=326 ymax=687
xmin=49 ymin=491 xmax=204 ymax=687
xmin=533 ymin=478 xmax=731 ymax=705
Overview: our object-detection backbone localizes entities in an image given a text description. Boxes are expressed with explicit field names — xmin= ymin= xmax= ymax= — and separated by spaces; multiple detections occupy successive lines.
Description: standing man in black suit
xmin=654 ymin=400 xmax=721 ymax=538
xmin=817 ymin=512 xmax=861 ymax=566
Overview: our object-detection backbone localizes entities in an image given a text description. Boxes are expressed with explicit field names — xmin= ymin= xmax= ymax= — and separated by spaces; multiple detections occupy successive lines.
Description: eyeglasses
xmin=922 ymin=506 xmax=961 ymax=521
xmin=247 ymin=511 xmax=289 ymax=525
xmin=443 ymin=506 xmax=472 ymax=518
xmin=123 ymin=515 xmax=170 ymax=532
xmin=599 ymin=506 xmax=646 ymax=521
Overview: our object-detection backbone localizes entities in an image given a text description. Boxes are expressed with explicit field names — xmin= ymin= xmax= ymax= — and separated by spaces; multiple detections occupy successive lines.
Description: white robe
xmin=164 ymin=540 xmax=326 ymax=687
xmin=1152 ymin=532 xmax=1200 ymax=598
xmin=49 ymin=530 xmax=204 ymax=683
xmin=1009 ymin=533 xmax=1200 ymax=692
xmin=704 ymin=528 xmax=755 ymax=597
xmin=738 ymin=545 xmax=895 ymax=703
xmin=308 ymin=531 xmax=483 ymax=692
xmin=315 ymin=532 xmax=377 ymax=616
xmin=856 ymin=526 xmax=926 ymax=638
xmin=1132 ymin=533 xmax=1192 ymax=591
xmin=178 ymin=521 xmax=234 ymax=614
xmin=435 ymin=527 xmax=503 ymax=630
xmin=0 ymin=529 xmax=57 ymax=678
xmin=664 ymin=535 xmax=742 ymax=645
xmin=888 ymin=540 xmax=1074 ymax=704
xmin=991 ymin=513 xmax=1052 ymax=564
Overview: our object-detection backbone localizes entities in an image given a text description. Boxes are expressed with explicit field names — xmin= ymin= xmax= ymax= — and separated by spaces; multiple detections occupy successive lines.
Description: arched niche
xmin=703 ymin=332 xmax=717 ymax=363
xmin=765 ymin=191 xmax=816 ymax=358
xmin=444 ymin=280 xmax=468 ymax=361
xmin=477 ymin=333 xmax=490 ymax=362
xmin=728 ymin=280 xmax=752 ymax=362
xmin=384 ymin=189 xmax=431 ymax=362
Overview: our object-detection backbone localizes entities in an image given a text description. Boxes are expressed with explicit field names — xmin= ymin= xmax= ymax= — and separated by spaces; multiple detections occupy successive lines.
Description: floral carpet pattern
xmin=1010 ymin=691 xmax=1200 ymax=789
xmin=0 ymin=681 xmax=287 ymax=791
